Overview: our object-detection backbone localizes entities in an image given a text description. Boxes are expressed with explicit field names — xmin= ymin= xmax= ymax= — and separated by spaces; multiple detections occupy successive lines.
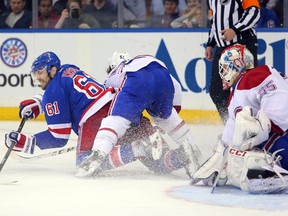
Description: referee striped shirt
xmin=207 ymin=0 xmax=260 ymax=48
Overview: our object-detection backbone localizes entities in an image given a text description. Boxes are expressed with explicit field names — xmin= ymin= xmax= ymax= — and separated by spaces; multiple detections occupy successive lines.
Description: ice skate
xmin=142 ymin=130 xmax=163 ymax=160
xmin=177 ymin=139 xmax=201 ymax=178
xmin=132 ymin=131 xmax=163 ymax=160
xmin=76 ymin=150 xmax=106 ymax=177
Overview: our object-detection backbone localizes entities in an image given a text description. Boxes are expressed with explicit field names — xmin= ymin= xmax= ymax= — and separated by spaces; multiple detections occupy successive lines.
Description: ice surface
xmin=0 ymin=121 xmax=287 ymax=216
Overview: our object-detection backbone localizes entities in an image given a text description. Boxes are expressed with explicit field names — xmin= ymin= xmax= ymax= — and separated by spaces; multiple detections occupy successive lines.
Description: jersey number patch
xmin=46 ymin=101 xmax=60 ymax=116
xmin=74 ymin=75 xmax=103 ymax=98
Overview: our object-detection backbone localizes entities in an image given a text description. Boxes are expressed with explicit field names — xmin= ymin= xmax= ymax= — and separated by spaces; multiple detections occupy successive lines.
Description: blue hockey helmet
xmin=31 ymin=52 xmax=61 ymax=75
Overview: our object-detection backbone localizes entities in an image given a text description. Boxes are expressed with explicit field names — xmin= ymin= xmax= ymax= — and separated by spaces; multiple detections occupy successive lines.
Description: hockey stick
xmin=211 ymin=146 xmax=229 ymax=194
xmin=0 ymin=116 xmax=28 ymax=173
xmin=17 ymin=146 xmax=76 ymax=160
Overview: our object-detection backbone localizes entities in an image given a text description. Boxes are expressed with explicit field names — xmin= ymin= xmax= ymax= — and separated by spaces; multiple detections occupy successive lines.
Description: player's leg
xmin=138 ymin=146 xmax=186 ymax=174
xmin=144 ymin=66 xmax=204 ymax=178
xmin=77 ymin=112 xmax=187 ymax=175
xmin=77 ymin=117 xmax=141 ymax=173
xmin=76 ymin=108 xmax=106 ymax=173
xmin=259 ymin=132 xmax=288 ymax=170
xmin=100 ymin=116 xmax=163 ymax=171
xmin=152 ymin=108 xmax=203 ymax=178
xmin=77 ymin=112 xmax=164 ymax=176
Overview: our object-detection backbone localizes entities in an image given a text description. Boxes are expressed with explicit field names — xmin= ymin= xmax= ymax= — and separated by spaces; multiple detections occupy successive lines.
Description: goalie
xmin=191 ymin=44 xmax=288 ymax=194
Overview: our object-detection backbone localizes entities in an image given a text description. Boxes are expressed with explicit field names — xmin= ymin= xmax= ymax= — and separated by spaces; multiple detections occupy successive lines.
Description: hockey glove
xmin=5 ymin=131 xmax=36 ymax=154
xmin=232 ymin=107 xmax=271 ymax=151
xmin=19 ymin=94 xmax=43 ymax=120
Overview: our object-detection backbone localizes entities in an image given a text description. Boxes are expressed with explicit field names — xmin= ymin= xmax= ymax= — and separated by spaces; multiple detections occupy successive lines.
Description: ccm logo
xmin=229 ymin=148 xmax=247 ymax=157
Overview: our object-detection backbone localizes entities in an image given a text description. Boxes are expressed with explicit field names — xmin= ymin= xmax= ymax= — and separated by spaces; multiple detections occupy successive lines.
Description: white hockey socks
xmin=92 ymin=115 xmax=131 ymax=154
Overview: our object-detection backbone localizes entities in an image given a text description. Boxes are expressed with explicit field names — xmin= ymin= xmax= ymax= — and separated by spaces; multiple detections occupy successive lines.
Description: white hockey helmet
xmin=219 ymin=44 xmax=254 ymax=90
xmin=106 ymin=51 xmax=131 ymax=73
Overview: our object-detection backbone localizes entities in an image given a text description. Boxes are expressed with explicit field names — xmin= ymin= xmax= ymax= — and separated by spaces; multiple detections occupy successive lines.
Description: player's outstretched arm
xmin=5 ymin=131 xmax=36 ymax=154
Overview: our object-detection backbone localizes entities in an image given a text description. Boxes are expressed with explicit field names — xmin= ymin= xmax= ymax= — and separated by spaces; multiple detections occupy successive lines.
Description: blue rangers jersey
xmin=34 ymin=64 xmax=115 ymax=149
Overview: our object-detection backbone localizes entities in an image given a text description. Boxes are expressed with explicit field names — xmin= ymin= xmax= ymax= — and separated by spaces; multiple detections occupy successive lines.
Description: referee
xmin=205 ymin=0 xmax=260 ymax=124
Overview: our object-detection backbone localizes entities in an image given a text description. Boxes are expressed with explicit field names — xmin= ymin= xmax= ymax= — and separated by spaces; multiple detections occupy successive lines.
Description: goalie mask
xmin=106 ymin=52 xmax=131 ymax=73
xmin=219 ymin=44 xmax=254 ymax=90
xmin=31 ymin=51 xmax=61 ymax=76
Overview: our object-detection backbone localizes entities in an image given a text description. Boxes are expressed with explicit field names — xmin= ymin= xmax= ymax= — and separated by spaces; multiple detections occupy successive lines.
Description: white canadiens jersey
xmin=222 ymin=65 xmax=288 ymax=144
xmin=104 ymin=55 xmax=182 ymax=106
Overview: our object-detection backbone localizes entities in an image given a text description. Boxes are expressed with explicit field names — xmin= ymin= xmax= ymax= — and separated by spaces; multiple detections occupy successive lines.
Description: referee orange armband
xmin=242 ymin=0 xmax=260 ymax=10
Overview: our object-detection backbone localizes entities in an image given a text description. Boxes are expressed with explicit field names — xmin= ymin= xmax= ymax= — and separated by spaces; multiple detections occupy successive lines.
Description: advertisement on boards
xmin=0 ymin=30 xmax=287 ymax=115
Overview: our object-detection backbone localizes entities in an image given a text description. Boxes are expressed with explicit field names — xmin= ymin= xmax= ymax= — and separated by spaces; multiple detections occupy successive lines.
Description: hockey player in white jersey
xmin=191 ymin=44 xmax=288 ymax=194
xmin=76 ymin=52 xmax=203 ymax=177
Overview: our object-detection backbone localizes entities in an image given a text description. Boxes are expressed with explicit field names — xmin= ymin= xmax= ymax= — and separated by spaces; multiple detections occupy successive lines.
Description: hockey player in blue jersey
xmin=4 ymin=51 xmax=115 ymax=161
xmin=76 ymin=52 xmax=204 ymax=177
xmin=4 ymin=51 xmax=196 ymax=177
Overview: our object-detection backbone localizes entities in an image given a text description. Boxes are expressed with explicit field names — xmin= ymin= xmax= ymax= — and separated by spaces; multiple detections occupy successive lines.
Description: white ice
xmin=0 ymin=121 xmax=287 ymax=216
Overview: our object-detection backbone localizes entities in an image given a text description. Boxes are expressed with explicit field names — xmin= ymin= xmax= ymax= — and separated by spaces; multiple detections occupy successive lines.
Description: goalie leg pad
xmin=191 ymin=139 xmax=228 ymax=186
xmin=227 ymin=149 xmax=288 ymax=194
xmin=241 ymin=174 xmax=288 ymax=194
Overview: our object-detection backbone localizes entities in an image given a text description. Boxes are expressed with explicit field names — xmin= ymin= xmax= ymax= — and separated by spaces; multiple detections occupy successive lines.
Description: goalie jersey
xmin=222 ymin=65 xmax=288 ymax=145
xmin=34 ymin=64 xmax=115 ymax=149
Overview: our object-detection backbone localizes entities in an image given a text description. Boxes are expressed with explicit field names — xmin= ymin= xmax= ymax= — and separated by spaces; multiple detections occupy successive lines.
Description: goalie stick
xmin=17 ymin=146 xmax=76 ymax=160
xmin=0 ymin=116 xmax=27 ymax=173
xmin=211 ymin=146 xmax=228 ymax=194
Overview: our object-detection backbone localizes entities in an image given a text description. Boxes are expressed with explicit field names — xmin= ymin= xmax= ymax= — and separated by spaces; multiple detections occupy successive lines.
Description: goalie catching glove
xmin=19 ymin=94 xmax=43 ymax=120
xmin=232 ymin=106 xmax=271 ymax=151
xmin=5 ymin=131 xmax=36 ymax=154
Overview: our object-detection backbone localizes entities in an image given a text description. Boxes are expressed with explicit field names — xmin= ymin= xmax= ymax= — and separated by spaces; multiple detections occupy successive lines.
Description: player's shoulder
xmin=125 ymin=55 xmax=166 ymax=72
xmin=124 ymin=56 xmax=152 ymax=72
xmin=59 ymin=64 xmax=81 ymax=78
xmin=237 ymin=65 xmax=272 ymax=90
xmin=128 ymin=55 xmax=155 ymax=65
